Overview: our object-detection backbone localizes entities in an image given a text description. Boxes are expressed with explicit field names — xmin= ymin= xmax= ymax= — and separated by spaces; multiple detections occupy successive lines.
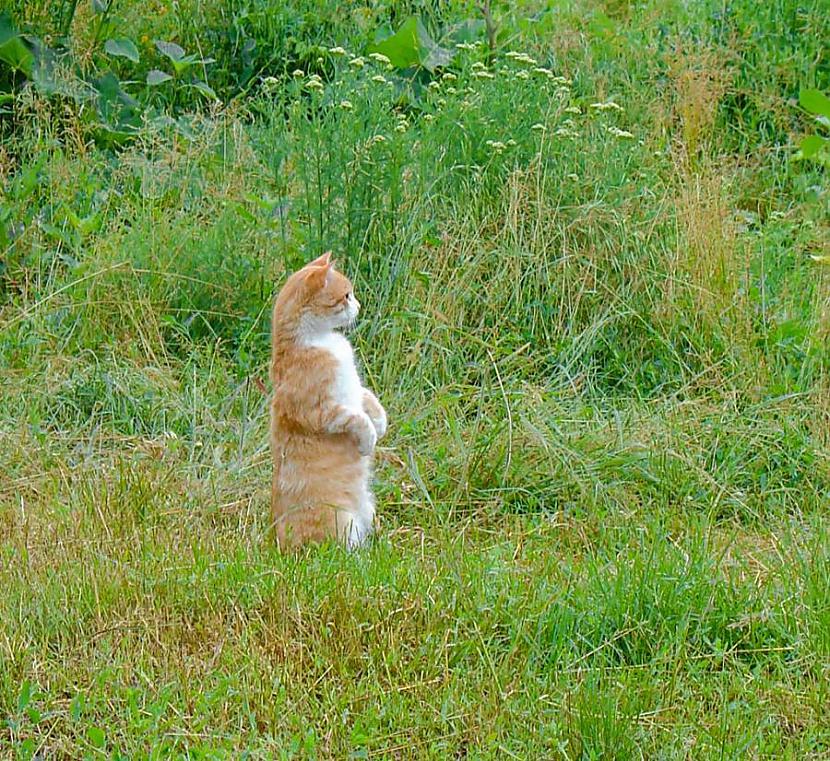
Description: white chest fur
xmin=306 ymin=332 xmax=363 ymax=409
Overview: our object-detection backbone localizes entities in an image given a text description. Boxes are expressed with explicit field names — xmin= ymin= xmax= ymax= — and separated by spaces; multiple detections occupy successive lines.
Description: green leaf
xmin=77 ymin=212 xmax=103 ymax=236
xmin=91 ymin=72 xmax=142 ymax=144
xmin=0 ymin=13 xmax=34 ymax=76
xmin=170 ymin=56 xmax=198 ymax=75
xmin=447 ymin=19 xmax=486 ymax=44
xmin=367 ymin=16 xmax=453 ymax=72
xmin=146 ymin=69 xmax=172 ymax=85
xmin=155 ymin=40 xmax=185 ymax=62
xmin=70 ymin=693 xmax=84 ymax=722
xmin=17 ymin=680 xmax=32 ymax=713
xmin=87 ymin=726 xmax=106 ymax=749
xmin=189 ymin=80 xmax=217 ymax=100
xmin=800 ymin=89 xmax=830 ymax=120
xmin=19 ymin=738 xmax=36 ymax=759
xmin=799 ymin=134 xmax=827 ymax=159
xmin=104 ymin=38 xmax=139 ymax=63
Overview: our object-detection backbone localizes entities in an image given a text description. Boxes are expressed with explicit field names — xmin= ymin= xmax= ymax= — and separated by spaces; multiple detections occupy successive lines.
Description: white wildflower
xmin=531 ymin=123 xmax=546 ymax=132
xmin=291 ymin=69 xmax=304 ymax=78
xmin=395 ymin=124 xmax=407 ymax=133
xmin=590 ymin=101 xmax=623 ymax=112
xmin=261 ymin=76 xmax=280 ymax=93
xmin=369 ymin=52 xmax=391 ymax=65
xmin=472 ymin=62 xmax=486 ymax=70
xmin=455 ymin=42 xmax=477 ymax=51
xmin=446 ymin=86 xmax=457 ymax=95
xmin=506 ymin=138 xmax=517 ymax=147
xmin=515 ymin=70 xmax=530 ymax=80
xmin=349 ymin=56 xmax=366 ymax=68
xmin=554 ymin=127 xmax=577 ymax=138
xmin=566 ymin=173 xmax=579 ymax=181
xmin=485 ymin=139 xmax=506 ymax=154
xmin=423 ymin=114 xmax=435 ymax=122
xmin=339 ymin=100 xmax=353 ymax=110
xmin=606 ymin=126 xmax=634 ymax=139
xmin=473 ymin=70 xmax=495 ymax=79
xmin=371 ymin=75 xmax=387 ymax=84
xmin=533 ymin=67 xmax=553 ymax=78
xmin=442 ymin=72 xmax=457 ymax=81
xmin=428 ymin=81 xmax=441 ymax=91
xmin=564 ymin=105 xmax=581 ymax=115
xmin=305 ymin=76 xmax=324 ymax=92
xmin=369 ymin=134 xmax=386 ymax=145
xmin=328 ymin=46 xmax=347 ymax=56
xmin=506 ymin=51 xmax=537 ymax=65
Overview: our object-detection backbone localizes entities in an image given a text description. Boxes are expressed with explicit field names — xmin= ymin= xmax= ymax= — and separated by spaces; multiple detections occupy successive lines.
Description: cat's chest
xmin=307 ymin=333 xmax=363 ymax=407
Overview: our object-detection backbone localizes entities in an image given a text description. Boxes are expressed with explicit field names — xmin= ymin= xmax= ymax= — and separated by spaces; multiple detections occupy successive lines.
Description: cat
xmin=269 ymin=251 xmax=387 ymax=550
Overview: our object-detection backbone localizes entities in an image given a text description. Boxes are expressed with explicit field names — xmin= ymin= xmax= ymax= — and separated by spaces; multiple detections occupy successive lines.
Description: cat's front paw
xmin=362 ymin=390 xmax=387 ymax=440
xmin=354 ymin=414 xmax=377 ymax=456
xmin=370 ymin=405 xmax=388 ymax=440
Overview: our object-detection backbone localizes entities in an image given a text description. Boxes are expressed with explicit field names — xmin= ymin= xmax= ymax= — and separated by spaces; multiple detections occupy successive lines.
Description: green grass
xmin=2 ymin=0 xmax=830 ymax=757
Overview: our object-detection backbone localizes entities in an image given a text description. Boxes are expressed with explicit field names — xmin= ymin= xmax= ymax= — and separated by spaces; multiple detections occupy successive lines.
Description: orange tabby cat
xmin=269 ymin=251 xmax=387 ymax=550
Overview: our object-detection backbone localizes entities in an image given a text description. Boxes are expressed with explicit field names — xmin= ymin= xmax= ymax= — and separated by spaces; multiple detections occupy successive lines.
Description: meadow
xmin=1 ymin=0 xmax=829 ymax=757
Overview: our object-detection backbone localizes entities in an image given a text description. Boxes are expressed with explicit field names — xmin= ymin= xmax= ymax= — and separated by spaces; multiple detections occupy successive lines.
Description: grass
xmin=2 ymin=0 xmax=830 ymax=757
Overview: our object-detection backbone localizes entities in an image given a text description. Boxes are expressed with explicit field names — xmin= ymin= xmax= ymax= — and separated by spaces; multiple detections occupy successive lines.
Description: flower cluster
xmin=305 ymin=74 xmax=324 ymax=92
xmin=590 ymin=101 xmax=623 ymax=112
xmin=368 ymin=52 xmax=392 ymax=66
xmin=606 ymin=126 xmax=634 ymax=139
xmin=505 ymin=51 xmax=537 ymax=65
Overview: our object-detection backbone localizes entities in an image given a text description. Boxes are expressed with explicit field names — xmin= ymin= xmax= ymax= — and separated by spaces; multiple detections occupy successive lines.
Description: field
xmin=1 ymin=0 xmax=830 ymax=757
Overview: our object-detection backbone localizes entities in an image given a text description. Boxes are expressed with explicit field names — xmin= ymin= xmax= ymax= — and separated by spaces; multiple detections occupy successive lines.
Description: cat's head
xmin=275 ymin=251 xmax=360 ymax=334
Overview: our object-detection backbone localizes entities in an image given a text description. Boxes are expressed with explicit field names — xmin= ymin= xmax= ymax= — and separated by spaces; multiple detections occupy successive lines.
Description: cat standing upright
xmin=269 ymin=251 xmax=388 ymax=549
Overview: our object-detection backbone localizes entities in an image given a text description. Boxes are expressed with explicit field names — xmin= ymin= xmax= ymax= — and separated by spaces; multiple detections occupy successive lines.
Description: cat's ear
xmin=304 ymin=262 xmax=333 ymax=290
xmin=307 ymin=251 xmax=332 ymax=269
